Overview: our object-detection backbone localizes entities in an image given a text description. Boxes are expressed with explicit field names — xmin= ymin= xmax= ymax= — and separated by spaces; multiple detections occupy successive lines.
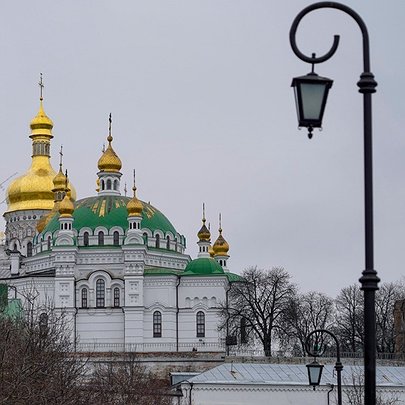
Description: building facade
xmin=0 ymin=93 xmax=241 ymax=352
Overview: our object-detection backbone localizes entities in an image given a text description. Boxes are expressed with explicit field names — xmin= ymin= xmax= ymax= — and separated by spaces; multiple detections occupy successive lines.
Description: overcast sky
xmin=0 ymin=1 xmax=404 ymax=297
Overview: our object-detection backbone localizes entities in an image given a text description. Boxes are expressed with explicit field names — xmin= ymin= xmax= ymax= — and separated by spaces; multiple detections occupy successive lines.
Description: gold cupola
xmin=5 ymin=76 xmax=58 ymax=213
xmin=127 ymin=185 xmax=143 ymax=217
xmin=59 ymin=174 xmax=74 ymax=218
xmin=197 ymin=203 xmax=211 ymax=242
xmin=97 ymin=114 xmax=122 ymax=173
xmin=213 ymin=214 xmax=230 ymax=257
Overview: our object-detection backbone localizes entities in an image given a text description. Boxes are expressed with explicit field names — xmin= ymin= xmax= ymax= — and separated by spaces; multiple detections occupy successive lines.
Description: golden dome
xmin=197 ymin=219 xmax=211 ymax=242
xmin=98 ymin=134 xmax=122 ymax=173
xmin=36 ymin=204 xmax=60 ymax=233
xmin=53 ymin=168 xmax=66 ymax=190
xmin=59 ymin=194 xmax=74 ymax=217
xmin=208 ymin=244 xmax=215 ymax=258
xmin=127 ymin=186 xmax=143 ymax=217
xmin=29 ymin=99 xmax=53 ymax=137
xmin=213 ymin=228 xmax=229 ymax=256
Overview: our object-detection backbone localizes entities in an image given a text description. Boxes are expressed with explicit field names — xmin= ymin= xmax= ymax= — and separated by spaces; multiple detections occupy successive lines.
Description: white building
xmin=0 ymin=92 xmax=242 ymax=352
xmin=177 ymin=363 xmax=405 ymax=405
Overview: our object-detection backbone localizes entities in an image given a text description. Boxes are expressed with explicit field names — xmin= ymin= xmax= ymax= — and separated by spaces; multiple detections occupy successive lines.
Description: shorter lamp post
xmin=305 ymin=329 xmax=343 ymax=405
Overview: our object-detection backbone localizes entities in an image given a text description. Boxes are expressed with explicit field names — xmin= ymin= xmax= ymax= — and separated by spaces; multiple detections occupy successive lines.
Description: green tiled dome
xmin=41 ymin=195 xmax=178 ymax=235
xmin=183 ymin=257 xmax=224 ymax=275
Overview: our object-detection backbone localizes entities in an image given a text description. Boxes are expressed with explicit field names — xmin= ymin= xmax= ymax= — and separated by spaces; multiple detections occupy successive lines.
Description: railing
xmin=76 ymin=341 xmax=226 ymax=353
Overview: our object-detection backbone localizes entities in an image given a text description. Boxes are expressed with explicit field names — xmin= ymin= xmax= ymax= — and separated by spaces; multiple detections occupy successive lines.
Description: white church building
xmin=0 ymin=90 xmax=242 ymax=352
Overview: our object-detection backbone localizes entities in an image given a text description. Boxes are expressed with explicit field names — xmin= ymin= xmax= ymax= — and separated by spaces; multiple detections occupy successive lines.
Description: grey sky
xmin=0 ymin=1 xmax=404 ymax=296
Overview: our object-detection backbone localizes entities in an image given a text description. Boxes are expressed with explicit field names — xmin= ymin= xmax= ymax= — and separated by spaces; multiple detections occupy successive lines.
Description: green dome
xmin=183 ymin=257 xmax=224 ymax=276
xmin=41 ymin=195 xmax=179 ymax=236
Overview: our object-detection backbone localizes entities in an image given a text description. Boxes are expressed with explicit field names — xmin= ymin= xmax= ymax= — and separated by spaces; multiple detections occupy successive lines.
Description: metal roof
xmin=189 ymin=363 xmax=405 ymax=387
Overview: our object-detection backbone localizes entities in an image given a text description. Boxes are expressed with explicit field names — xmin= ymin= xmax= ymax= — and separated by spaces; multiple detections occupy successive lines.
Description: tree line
xmin=223 ymin=266 xmax=405 ymax=357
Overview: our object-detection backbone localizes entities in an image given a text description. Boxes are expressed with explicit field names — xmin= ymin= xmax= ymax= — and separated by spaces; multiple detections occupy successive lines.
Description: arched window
xmin=240 ymin=317 xmax=248 ymax=344
xmin=153 ymin=311 xmax=162 ymax=338
xmin=166 ymin=236 xmax=170 ymax=250
xmin=155 ymin=234 xmax=160 ymax=249
xmin=101 ymin=180 xmax=105 ymax=190
xmin=143 ymin=233 xmax=148 ymax=245
xmin=106 ymin=179 xmax=112 ymax=190
xmin=96 ymin=279 xmax=105 ymax=308
xmin=174 ymin=238 xmax=178 ymax=252
xmin=47 ymin=236 xmax=51 ymax=250
xmin=114 ymin=179 xmax=119 ymax=190
xmin=113 ymin=231 xmax=119 ymax=246
xmin=98 ymin=231 xmax=104 ymax=246
xmin=39 ymin=313 xmax=48 ymax=335
xmin=113 ymin=287 xmax=120 ymax=307
xmin=27 ymin=242 xmax=32 ymax=257
xmin=196 ymin=311 xmax=205 ymax=338
xmin=81 ymin=288 xmax=88 ymax=308
xmin=83 ymin=232 xmax=89 ymax=246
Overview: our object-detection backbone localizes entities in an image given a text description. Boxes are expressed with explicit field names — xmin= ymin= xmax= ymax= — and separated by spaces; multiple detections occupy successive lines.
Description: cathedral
xmin=0 ymin=85 xmax=241 ymax=352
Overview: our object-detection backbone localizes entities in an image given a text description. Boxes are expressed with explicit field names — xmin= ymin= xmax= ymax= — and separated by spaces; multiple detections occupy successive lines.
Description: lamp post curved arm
xmin=289 ymin=2 xmax=371 ymax=72
xmin=290 ymin=3 xmax=379 ymax=404
xmin=305 ymin=329 xmax=343 ymax=405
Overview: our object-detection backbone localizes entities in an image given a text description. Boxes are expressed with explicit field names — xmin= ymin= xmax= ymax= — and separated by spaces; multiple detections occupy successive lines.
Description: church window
xmin=81 ymin=288 xmax=88 ymax=308
xmin=47 ymin=236 xmax=51 ymax=250
xmin=196 ymin=311 xmax=205 ymax=338
xmin=240 ymin=317 xmax=248 ymax=344
xmin=143 ymin=233 xmax=148 ymax=245
xmin=155 ymin=234 xmax=160 ymax=249
xmin=96 ymin=279 xmax=105 ymax=308
xmin=175 ymin=238 xmax=178 ymax=252
xmin=27 ymin=242 xmax=32 ymax=257
xmin=113 ymin=231 xmax=119 ymax=246
xmin=113 ymin=287 xmax=120 ymax=307
xmin=39 ymin=313 xmax=48 ymax=335
xmin=153 ymin=311 xmax=162 ymax=338
xmin=106 ymin=179 xmax=112 ymax=190
xmin=114 ymin=179 xmax=119 ymax=190
xmin=98 ymin=231 xmax=104 ymax=246
xmin=166 ymin=236 xmax=170 ymax=250
xmin=101 ymin=180 xmax=105 ymax=190
xmin=83 ymin=232 xmax=89 ymax=246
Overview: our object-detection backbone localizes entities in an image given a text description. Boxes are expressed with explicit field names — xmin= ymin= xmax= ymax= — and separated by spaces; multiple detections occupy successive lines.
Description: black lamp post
xmin=305 ymin=329 xmax=343 ymax=405
xmin=290 ymin=3 xmax=379 ymax=404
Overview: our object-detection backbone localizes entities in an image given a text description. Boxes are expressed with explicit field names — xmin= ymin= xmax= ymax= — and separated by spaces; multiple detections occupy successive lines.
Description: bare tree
xmin=279 ymin=291 xmax=334 ymax=356
xmin=89 ymin=352 xmax=171 ymax=405
xmin=334 ymin=284 xmax=364 ymax=353
xmin=0 ymin=301 xmax=88 ymax=404
xmin=224 ymin=266 xmax=296 ymax=357
xmin=376 ymin=281 xmax=405 ymax=353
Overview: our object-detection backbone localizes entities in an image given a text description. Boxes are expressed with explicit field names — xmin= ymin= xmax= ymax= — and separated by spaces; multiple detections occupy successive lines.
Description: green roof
xmin=42 ymin=195 xmax=180 ymax=236
xmin=183 ymin=257 xmax=224 ymax=276
xmin=2 ymin=299 xmax=23 ymax=320
xmin=144 ymin=268 xmax=180 ymax=276
xmin=226 ymin=272 xmax=245 ymax=282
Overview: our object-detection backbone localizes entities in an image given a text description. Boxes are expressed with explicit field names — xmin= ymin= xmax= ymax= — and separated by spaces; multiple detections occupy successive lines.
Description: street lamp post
xmin=289 ymin=3 xmax=380 ymax=405
xmin=305 ymin=329 xmax=343 ymax=405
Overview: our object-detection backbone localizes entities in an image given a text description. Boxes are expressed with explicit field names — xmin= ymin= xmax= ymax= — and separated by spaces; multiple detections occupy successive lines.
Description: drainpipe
xmin=176 ymin=275 xmax=181 ymax=352
xmin=327 ymin=384 xmax=335 ymax=405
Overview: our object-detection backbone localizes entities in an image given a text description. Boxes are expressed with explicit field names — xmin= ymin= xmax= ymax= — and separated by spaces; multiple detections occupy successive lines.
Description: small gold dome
xmin=53 ymin=168 xmax=66 ymax=190
xmin=98 ymin=135 xmax=122 ymax=173
xmin=208 ymin=244 xmax=215 ymax=258
xmin=213 ymin=228 xmax=229 ymax=256
xmin=30 ymin=100 xmax=53 ymax=137
xmin=127 ymin=186 xmax=143 ymax=217
xmin=197 ymin=219 xmax=211 ymax=242
xmin=59 ymin=194 xmax=74 ymax=217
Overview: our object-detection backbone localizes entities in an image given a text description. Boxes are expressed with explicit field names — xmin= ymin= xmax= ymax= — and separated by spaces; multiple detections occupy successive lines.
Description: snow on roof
xmin=188 ymin=363 xmax=405 ymax=387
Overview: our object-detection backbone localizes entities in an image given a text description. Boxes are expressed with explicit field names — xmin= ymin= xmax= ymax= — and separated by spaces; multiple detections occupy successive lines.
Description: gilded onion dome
xmin=29 ymin=99 xmax=53 ymax=137
xmin=213 ymin=227 xmax=229 ymax=256
xmin=127 ymin=186 xmax=143 ymax=217
xmin=97 ymin=134 xmax=122 ymax=173
xmin=53 ymin=168 xmax=66 ymax=191
xmin=208 ymin=244 xmax=215 ymax=258
xmin=59 ymin=192 xmax=74 ymax=218
xmin=197 ymin=203 xmax=211 ymax=242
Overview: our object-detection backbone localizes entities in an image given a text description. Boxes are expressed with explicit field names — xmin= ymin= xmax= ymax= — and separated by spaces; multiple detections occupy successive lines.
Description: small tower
xmin=213 ymin=214 xmax=230 ymax=271
xmin=97 ymin=114 xmax=122 ymax=196
xmin=197 ymin=203 xmax=211 ymax=258
xmin=56 ymin=172 xmax=75 ymax=245
xmin=127 ymin=170 xmax=143 ymax=233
